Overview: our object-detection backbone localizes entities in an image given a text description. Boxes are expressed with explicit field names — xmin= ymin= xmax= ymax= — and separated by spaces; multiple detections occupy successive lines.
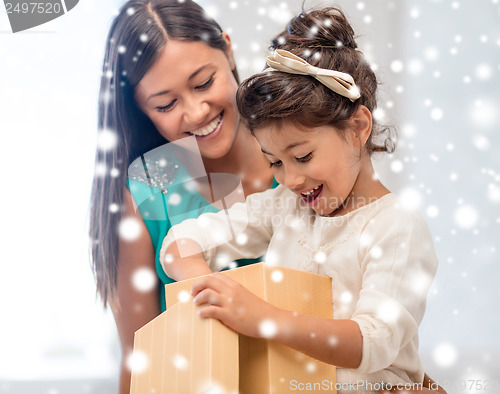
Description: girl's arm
xmin=162 ymin=239 xmax=212 ymax=281
xmin=109 ymin=188 xmax=161 ymax=394
xmin=160 ymin=187 xmax=280 ymax=278
xmin=191 ymin=273 xmax=363 ymax=368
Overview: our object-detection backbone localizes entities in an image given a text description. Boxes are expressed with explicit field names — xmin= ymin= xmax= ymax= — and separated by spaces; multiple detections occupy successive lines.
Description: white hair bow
xmin=266 ymin=49 xmax=361 ymax=102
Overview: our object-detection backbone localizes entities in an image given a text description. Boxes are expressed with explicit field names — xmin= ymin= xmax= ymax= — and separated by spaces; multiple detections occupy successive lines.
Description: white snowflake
xmin=126 ymin=350 xmax=148 ymax=373
xmin=475 ymin=63 xmax=492 ymax=80
xmin=426 ymin=205 xmax=439 ymax=218
xmin=424 ymin=46 xmax=439 ymax=61
xmin=172 ymin=354 xmax=189 ymax=371
xmin=132 ymin=268 xmax=157 ymax=292
xmin=236 ymin=233 xmax=248 ymax=245
xmin=119 ymin=217 xmax=142 ymax=241
xmin=271 ymin=269 xmax=283 ymax=283
xmin=454 ymin=205 xmax=478 ymax=229
xmin=259 ymin=319 xmax=277 ymax=338
xmin=97 ymin=128 xmax=117 ymax=152
xmin=472 ymin=134 xmax=490 ymax=151
xmin=433 ymin=343 xmax=458 ymax=367
xmin=168 ymin=193 xmax=181 ymax=205
xmin=399 ymin=187 xmax=423 ymax=210
xmin=430 ymin=107 xmax=443 ymax=121
xmin=177 ymin=290 xmax=191 ymax=303
xmin=390 ymin=160 xmax=404 ymax=173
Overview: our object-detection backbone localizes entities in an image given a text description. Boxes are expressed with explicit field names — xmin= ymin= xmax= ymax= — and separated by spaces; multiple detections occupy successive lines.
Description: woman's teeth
xmin=190 ymin=114 xmax=222 ymax=136
xmin=301 ymin=185 xmax=321 ymax=196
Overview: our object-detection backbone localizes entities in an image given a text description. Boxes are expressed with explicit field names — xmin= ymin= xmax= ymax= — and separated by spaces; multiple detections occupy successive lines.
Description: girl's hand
xmin=191 ymin=273 xmax=279 ymax=338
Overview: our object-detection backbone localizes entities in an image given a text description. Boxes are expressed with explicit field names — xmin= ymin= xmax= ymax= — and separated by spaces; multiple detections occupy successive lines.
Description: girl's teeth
xmin=190 ymin=114 xmax=222 ymax=136
xmin=302 ymin=185 xmax=321 ymax=196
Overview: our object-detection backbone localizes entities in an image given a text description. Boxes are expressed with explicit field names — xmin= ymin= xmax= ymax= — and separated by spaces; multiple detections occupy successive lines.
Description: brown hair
xmin=236 ymin=7 xmax=395 ymax=154
xmin=90 ymin=0 xmax=239 ymax=307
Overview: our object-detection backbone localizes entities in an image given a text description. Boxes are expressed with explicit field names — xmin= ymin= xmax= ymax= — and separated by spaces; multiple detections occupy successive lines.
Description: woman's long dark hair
xmin=90 ymin=0 xmax=239 ymax=307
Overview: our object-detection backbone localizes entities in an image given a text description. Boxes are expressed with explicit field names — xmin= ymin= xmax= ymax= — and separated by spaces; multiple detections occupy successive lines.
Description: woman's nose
xmin=182 ymin=96 xmax=210 ymax=127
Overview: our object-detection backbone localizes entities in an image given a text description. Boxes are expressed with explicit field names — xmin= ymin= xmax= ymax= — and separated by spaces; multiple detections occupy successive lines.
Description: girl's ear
xmin=350 ymin=105 xmax=372 ymax=148
xmin=222 ymin=32 xmax=236 ymax=71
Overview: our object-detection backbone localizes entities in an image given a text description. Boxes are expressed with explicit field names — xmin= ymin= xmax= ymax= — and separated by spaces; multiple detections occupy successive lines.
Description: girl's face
xmin=135 ymin=36 xmax=240 ymax=160
xmin=254 ymin=122 xmax=367 ymax=216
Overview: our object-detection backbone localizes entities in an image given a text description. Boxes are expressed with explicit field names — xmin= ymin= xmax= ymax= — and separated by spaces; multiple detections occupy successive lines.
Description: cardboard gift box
xmin=130 ymin=263 xmax=336 ymax=393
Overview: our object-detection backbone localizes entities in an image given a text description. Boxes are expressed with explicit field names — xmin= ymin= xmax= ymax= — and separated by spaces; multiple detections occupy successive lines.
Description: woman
xmin=89 ymin=1 xmax=445 ymax=392
xmin=90 ymin=0 xmax=273 ymax=391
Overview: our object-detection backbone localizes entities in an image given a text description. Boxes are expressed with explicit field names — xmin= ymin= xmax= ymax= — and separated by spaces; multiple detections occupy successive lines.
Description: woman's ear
xmin=222 ymin=31 xmax=236 ymax=71
xmin=351 ymin=105 xmax=372 ymax=148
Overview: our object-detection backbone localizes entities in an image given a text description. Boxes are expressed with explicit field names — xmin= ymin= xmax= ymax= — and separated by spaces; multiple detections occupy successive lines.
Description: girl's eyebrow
xmin=261 ymin=141 xmax=308 ymax=155
xmin=146 ymin=64 xmax=210 ymax=102
xmin=285 ymin=141 xmax=308 ymax=151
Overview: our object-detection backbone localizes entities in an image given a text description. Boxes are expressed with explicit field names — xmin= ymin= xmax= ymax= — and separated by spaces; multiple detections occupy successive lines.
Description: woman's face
xmin=135 ymin=35 xmax=240 ymax=160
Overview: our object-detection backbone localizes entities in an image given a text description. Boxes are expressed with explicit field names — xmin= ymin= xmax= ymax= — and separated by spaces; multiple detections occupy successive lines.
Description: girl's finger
xmin=191 ymin=274 xmax=227 ymax=297
xmin=211 ymin=272 xmax=239 ymax=287
xmin=193 ymin=288 xmax=224 ymax=307
xmin=197 ymin=305 xmax=224 ymax=320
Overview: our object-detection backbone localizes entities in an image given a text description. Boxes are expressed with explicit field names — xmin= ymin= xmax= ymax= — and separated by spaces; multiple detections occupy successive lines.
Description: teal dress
xmin=128 ymin=151 xmax=278 ymax=312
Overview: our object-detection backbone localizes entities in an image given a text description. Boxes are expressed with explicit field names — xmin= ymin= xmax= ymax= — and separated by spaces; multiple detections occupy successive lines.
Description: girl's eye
xmin=157 ymin=100 xmax=176 ymax=113
xmin=196 ymin=75 xmax=215 ymax=90
xmin=269 ymin=160 xmax=282 ymax=168
xmin=296 ymin=153 xmax=312 ymax=163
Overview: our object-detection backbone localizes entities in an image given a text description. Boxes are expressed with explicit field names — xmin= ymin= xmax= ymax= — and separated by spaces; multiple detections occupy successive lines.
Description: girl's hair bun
xmin=273 ymin=7 xmax=357 ymax=51
xmin=238 ymin=6 xmax=396 ymax=156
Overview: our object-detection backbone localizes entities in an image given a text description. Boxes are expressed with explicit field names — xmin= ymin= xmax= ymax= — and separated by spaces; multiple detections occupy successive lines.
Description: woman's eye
xmin=296 ymin=153 xmax=312 ymax=163
xmin=269 ymin=160 xmax=282 ymax=168
xmin=156 ymin=100 xmax=176 ymax=113
xmin=196 ymin=75 xmax=214 ymax=90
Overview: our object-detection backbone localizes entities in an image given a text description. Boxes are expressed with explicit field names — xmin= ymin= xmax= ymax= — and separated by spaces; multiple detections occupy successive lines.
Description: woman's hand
xmin=191 ymin=272 xmax=278 ymax=338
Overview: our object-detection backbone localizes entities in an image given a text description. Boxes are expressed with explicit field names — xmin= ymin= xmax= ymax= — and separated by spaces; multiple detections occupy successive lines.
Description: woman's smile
xmin=187 ymin=111 xmax=223 ymax=141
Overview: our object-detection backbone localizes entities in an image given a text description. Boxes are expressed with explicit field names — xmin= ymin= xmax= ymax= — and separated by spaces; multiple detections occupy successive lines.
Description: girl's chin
xmin=313 ymin=201 xmax=342 ymax=217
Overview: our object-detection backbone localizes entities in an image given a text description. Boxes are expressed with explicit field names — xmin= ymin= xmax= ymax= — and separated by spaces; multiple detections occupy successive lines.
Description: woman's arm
xmin=108 ymin=188 xmax=161 ymax=394
xmin=191 ymin=273 xmax=363 ymax=368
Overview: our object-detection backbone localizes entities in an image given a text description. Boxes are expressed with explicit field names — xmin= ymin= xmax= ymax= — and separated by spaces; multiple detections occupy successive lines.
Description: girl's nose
xmin=283 ymin=166 xmax=306 ymax=191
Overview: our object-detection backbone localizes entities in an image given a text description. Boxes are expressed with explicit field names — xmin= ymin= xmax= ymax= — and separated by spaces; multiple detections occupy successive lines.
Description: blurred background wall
xmin=0 ymin=0 xmax=498 ymax=392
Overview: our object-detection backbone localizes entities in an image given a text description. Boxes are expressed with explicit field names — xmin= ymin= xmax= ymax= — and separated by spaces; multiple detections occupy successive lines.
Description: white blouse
xmin=160 ymin=185 xmax=439 ymax=392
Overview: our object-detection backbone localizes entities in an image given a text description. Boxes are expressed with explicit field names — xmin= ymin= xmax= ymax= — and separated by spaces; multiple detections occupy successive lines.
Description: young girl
xmin=160 ymin=7 xmax=439 ymax=393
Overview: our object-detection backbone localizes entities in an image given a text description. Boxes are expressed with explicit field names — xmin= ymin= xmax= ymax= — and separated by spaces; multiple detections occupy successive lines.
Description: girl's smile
xmin=300 ymin=184 xmax=323 ymax=205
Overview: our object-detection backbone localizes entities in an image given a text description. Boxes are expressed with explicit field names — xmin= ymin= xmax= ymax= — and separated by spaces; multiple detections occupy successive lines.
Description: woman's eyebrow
xmin=146 ymin=64 xmax=211 ymax=102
